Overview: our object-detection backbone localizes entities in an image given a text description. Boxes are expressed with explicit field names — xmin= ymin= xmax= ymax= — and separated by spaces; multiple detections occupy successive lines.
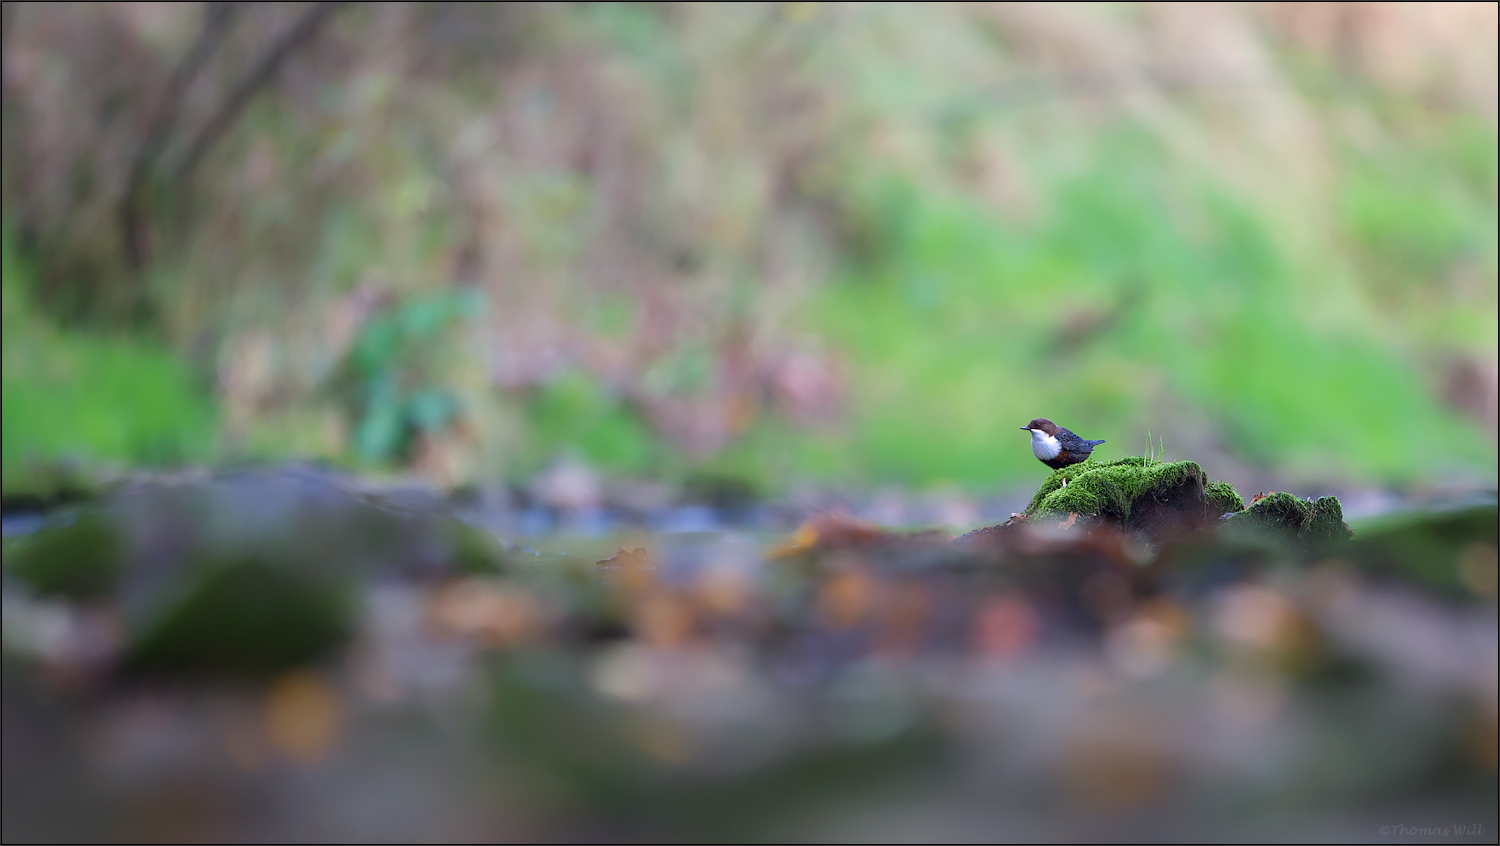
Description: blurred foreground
xmin=3 ymin=465 xmax=1495 ymax=842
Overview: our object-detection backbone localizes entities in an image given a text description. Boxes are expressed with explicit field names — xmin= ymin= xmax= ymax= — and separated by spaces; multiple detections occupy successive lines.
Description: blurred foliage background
xmin=2 ymin=1 xmax=1496 ymax=499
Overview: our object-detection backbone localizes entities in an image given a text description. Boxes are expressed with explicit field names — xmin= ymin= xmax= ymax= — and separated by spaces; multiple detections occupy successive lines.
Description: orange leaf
xmin=598 ymin=547 xmax=656 ymax=593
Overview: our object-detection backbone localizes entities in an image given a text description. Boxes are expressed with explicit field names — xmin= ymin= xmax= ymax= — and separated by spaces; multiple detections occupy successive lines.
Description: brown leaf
xmin=1059 ymin=512 xmax=1078 ymax=530
xmin=597 ymin=547 xmax=656 ymax=593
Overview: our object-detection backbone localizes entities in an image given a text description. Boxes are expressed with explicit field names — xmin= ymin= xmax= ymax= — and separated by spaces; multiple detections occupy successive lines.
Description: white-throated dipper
xmin=1021 ymin=418 xmax=1105 ymax=471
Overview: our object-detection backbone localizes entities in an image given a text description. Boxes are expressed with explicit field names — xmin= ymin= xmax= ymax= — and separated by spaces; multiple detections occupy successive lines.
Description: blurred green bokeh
xmin=2 ymin=234 xmax=217 ymax=497
xmin=2 ymin=2 xmax=1495 ymax=496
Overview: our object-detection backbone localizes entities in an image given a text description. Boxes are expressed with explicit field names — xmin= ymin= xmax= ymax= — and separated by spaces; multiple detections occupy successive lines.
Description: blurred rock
xmin=532 ymin=457 xmax=603 ymax=513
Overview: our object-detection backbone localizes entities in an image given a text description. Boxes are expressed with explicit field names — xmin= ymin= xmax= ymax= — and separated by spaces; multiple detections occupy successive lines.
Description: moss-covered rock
xmin=1221 ymin=492 xmax=1352 ymax=553
xmin=1206 ymin=481 xmax=1245 ymax=516
xmin=1024 ymin=457 xmax=1219 ymax=540
xmin=1304 ymin=496 xmax=1351 ymax=549
xmin=4 ymin=510 xmax=126 ymax=599
xmin=122 ymin=556 xmax=354 ymax=677
xmin=1019 ymin=458 xmax=1350 ymax=550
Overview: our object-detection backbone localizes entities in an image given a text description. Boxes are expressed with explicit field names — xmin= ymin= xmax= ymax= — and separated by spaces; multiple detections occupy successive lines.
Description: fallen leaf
xmin=598 ymin=547 xmax=655 ymax=593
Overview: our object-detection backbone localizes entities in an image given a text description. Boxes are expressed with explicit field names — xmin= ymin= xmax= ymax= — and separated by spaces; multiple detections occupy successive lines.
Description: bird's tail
xmin=1086 ymin=439 xmax=1106 ymax=447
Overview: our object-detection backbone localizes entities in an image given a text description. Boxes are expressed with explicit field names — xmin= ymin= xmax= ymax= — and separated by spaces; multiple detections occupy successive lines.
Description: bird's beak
xmin=1019 ymin=427 xmax=1028 ymax=430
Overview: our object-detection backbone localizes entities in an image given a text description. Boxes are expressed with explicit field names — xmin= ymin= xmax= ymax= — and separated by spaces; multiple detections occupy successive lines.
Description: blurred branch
xmin=171 ymin=1 xmax=349 ymax=187
xmin=120 ymin=2 xmax=241 ymax=271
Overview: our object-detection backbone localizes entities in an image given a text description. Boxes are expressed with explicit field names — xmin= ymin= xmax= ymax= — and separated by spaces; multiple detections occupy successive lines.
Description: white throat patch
xmin=1029 ymin=429 xmax=1062 ymax=460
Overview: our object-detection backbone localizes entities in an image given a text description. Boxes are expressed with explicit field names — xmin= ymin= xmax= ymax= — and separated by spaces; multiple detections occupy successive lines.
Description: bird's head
xmin=1020 ymin=418 xmax=1060 ymax=436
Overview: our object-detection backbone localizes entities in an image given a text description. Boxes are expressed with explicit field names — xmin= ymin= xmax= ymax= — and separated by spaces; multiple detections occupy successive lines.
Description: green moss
xmin=1017 ymin=458 xmax=1347 ymax=550
xmin=123 ymin=557 xmax=353 ymax=677
xmin=1206 ymin=481 xmax=1245 ymax=515
xmin=450 ymin=521 xmax=510 ymax=575
xmin=1024 ymin=457 xmax=1206 ymax=523
xmin=1222 ymin=491 xmax=1353 ymax=552
xmin=1304 ymin=496 xmax=1350 ymax=548
xmin=1024 ymin=456 xmax=1140 ymax=514
xmin=1226 ymin=492 xmax=1307 ymax=543
xmin=4 ymin=511 xmax=125 ymax=599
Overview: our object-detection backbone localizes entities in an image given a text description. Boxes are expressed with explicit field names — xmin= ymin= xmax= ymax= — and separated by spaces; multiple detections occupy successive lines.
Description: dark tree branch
xmin=171 ymin=1 xmax=348 ymax=186
xmin=120 ymin=2 xmax=240 ymax=271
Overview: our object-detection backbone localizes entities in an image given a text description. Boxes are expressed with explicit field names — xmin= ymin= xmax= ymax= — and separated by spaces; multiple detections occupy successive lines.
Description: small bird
xmin=1021 ymin=418 xmax=1105 ymax=474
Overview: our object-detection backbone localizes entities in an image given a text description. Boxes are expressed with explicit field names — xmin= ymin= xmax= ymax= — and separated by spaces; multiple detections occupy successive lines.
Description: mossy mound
xmin=122 ymin=556 xmax=354 ymax=677
xmin=1024 ymin=457 xmax=1220 ymax=540
xmin=1221 ymin=492 xmax=1352 ymax=553
xmin=1020 ymin=457 xmax=1350 ymax=549
xmin=1206 ymin=481 xmax=1245 ymax=516
xmin=4 ymin=511 xmax=126 ymax=600
xmin=1025 ymin=456 xmax=1199 ymax=516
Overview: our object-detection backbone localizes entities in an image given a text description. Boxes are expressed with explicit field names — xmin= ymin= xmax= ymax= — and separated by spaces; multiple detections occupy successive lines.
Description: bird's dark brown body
xmin=1039 ymin=448 xmax=1094 ymax=470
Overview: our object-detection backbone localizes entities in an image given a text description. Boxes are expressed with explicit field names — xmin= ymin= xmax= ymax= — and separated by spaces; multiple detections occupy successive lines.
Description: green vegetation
xmin=801 ymin=157 xmax=1482 ymax=487
xmin=341 ymin=289 xmax=482 ymax=464
xmin=1 ymin=4 xmax=1494 ymax=495
xmin=2 ymin=234 xmax=216 ymax=498
xmin=519 ymin=371 xmax=662 ymax=479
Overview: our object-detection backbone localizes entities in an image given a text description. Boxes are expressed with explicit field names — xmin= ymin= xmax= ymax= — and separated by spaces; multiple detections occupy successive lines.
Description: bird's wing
xmin=1055 ymin=428 xmax=1086 ymax=449
xmin=1057 ymin=429 xmax=1104 ymax=450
